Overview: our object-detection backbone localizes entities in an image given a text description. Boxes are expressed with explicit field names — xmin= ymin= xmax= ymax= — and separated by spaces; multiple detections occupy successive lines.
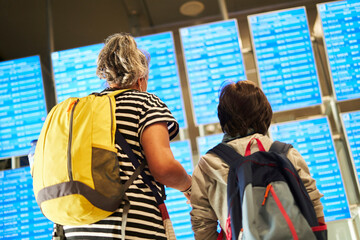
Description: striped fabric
xmin=62 ymin=89 xmax=179 ymax=240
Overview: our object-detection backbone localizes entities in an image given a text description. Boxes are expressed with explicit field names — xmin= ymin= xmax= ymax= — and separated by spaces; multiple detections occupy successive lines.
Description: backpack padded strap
xmin=115 ymin=130 xmax=164 ymax=240
xmin=208 ymin=143 xmax=244 ymax=168
xmin=269 ymin=141 xmax=293 ymax=155
xmin=121 ymin=160 xmax=146 ymax=196
xmin=115 ymin=129 xmax=164 ymax=204
xmin=107 ymin=89 xmax=131 ymax=97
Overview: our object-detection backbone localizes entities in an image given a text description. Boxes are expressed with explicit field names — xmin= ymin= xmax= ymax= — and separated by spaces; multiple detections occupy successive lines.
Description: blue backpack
xmin=209 ymin=138 xmax=327 ymax=240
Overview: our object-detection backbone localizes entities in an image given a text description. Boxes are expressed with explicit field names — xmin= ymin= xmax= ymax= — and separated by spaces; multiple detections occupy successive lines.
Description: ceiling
xmin=0 ymin=0 xmax=334 ymax=62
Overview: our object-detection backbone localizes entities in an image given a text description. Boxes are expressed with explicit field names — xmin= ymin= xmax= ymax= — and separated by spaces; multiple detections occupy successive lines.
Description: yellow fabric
xmin=33 ymin=98 xmax=72 ymax=193
xmin=32 ymin=89 xmax=127 ymax=225
xmin=41 ymin=195 xmax=113 ymax=226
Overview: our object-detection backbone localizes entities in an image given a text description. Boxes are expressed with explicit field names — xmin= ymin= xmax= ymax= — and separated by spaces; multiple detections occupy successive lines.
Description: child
xmin=190 ymin=80 xmax=325 ymax=240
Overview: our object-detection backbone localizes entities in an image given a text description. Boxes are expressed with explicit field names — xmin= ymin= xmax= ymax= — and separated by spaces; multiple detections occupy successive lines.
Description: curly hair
xmin=217 ymin=80 xmax=273 ymax=137
xmin=96 ymin=33 xmax=150 ymax=88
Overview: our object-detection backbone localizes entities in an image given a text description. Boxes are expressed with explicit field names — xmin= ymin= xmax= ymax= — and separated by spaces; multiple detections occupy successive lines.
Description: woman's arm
xmin=141 ymin=122 xmax=191 ymax=192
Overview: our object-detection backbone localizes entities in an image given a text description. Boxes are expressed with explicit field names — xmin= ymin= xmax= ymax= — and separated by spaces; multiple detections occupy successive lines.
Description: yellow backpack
xmin=32 ymin=89 xmax=145 ymax=227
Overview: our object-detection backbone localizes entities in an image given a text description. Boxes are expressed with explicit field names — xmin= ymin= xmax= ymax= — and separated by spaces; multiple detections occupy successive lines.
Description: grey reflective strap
xmin=119 ymin=162 xmax=145 ymax=240
xmin=37 ymin=181 xmax=122 ymax=212
xmin=116 ymin=160 xmax=146 ymax=206
xmin=115 ymin=129 xmax=164 ymax=204
xmin=52 ymin=224 xmax=65 ymax=240
xmin=115 ymin=132 xmax=146 ymax=240
xmin=122 ymin=160 xmax=146 ymax=196
xmin=121 ymin=195 xmax=131 ymax=240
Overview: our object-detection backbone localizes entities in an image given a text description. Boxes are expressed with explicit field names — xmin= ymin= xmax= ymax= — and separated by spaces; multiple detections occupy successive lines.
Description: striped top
xmin=62 ymin=89 xmax=179 ymax=239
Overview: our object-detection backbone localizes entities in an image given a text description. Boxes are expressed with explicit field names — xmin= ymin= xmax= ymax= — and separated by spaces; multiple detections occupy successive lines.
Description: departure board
xmin=135 ymin=32 xmax=187 ymax=129
xmin=165 ymin=140 xmax=194 ymax=240
xmin=0 ymin=56 xmax=47 ymax=159
xmin=317 ymin=0 xmax=360 ymax=101
xmin=270 ymin=117 xmax=351 ymax=221
xmin=248 ymin=7 xmax=322 ymax=112
xmin=51 ymin=43 xmax=106 ymax=103
xmin=180 ymin=19 xmax=247 ymax=125
xmin=341 ymin=111 xmax=360 ymax=185
xmin=0 ymin=167 xmax=53 ymax=239
xmin=197 ymin=133 xmax=223 ymax=157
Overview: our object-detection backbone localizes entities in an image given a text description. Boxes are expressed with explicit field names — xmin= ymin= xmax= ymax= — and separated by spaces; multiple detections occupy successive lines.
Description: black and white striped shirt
xmin=63 ymin=89 xmax=179 ymax=239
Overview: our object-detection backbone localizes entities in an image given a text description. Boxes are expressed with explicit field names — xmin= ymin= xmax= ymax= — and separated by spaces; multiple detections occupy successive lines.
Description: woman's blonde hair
xmin=96 ymin=33 xmax=150 ymax=88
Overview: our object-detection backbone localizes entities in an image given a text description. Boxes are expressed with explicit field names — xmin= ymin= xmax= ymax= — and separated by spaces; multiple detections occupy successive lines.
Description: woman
xmin=61 ymin=33 xmax=192 ymax=239
xmin=190 ymin=80 xmax=325 ymax=240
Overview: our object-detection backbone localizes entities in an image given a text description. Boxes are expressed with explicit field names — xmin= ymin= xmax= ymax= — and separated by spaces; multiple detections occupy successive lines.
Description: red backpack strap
xmin=217 ymin=229 xmax=224 ymax=240
xmin=245 ymin=138 xmax=266 ymax=156
xmin=217 ymin=214 xmax=233 ymax=240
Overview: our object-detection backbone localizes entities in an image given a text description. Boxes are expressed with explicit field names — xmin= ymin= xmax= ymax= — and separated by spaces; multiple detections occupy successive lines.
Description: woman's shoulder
xmin=122 ymin=90 xmax=161 ymax=101
xmin=102 ymin=89 xmax=161 ymax=102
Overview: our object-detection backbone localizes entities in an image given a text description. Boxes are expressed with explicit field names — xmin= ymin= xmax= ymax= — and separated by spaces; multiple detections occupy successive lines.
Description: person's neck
xmin=222 ymin=128 xmax=255 ymax=142
xmin=110 ymin=84 xmax=140 ymax=91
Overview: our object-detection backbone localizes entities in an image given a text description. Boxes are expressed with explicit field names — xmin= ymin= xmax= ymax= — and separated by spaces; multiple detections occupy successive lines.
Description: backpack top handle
xmin=244 ymin=138 xmax=266 ymax=156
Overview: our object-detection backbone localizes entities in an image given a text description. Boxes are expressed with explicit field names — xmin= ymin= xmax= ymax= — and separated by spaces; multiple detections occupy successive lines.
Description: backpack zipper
xmin=67 ymin=99 xmax=79 ymax=181
xmin=262 ymin=184 xmax=272 ymax=205
xmin=107 ymin=95 xmax=114 ymax=144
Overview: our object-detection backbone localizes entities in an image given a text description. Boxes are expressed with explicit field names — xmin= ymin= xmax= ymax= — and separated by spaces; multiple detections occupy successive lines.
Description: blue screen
xmin=196 ymin=133 xmax=223 ymax=157
xmin=135 ymin=32 xmax=187 ymax=129
xmin=51 ymin=43 xmax=106 ymax=103
xmin=248 ymin=7 xmax=322 ymax=112
xmin=0 ymin=56 xmax=47 ymax=159
xmin=317 ymin=0 xmax=360 ymax=101
xmin=270 ymin=117 xmax=351 ymax=221
xmin=180 ymin=19 xmax=247 ymax=125
xmin=165 ymin=140 xmax=193 ymax=239
xmin=0 ymin=167 xmax=53 ymax=239
xmin=341 ymin=111 xmax=360 ymax=185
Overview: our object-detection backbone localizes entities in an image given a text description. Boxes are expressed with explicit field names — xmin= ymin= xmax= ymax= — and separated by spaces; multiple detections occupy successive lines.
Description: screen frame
xmin=0 ymin=55 xmax=48 ymax=160
xmin=340 ymin=110 xmax=360 ymax=192
xmin=179 ymin=18 xmax=247 ymax=126
xmin=51 ymin=42 xmax=106 ymax=104
xmin=196 ymin=133 xmax=224 ymax=158
xmin=316 ymin=0 xmax=360 ymax=102
xmin=269 ymin=115 xmax=351 ymax=221
xmin=135 ymin=31 xmax=188 ymax=129
xmin=247 ymin=6 xmax=323 ymax=113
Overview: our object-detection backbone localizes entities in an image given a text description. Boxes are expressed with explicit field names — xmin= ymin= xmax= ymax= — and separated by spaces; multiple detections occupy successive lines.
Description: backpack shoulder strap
xmin=107 ymin=89 xmax=130 ymax=97
xmin=269 ymin=141 xmax=293 ymax=155
xmin=208 ymin=143 xmax=244 ymax=168
xmin=90 ymin=89 xmax=131 ymax=97
xmin=115 ymin=129 xmax=164 ymax=204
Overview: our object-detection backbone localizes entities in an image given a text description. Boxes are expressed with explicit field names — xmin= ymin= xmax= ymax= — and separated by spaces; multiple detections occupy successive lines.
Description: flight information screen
xmin=317 ymin=0 xmax=360 ymax=101
xmin=165 ymin=140 xmax=193 ymax=239
xmin=0 ymin=56 xmax=47 ymax=159
xmin=341 ymin=111 xmax=360 ymax=185
xmin=0 ymin=167 xmax=53 ymax=239
xmin=270 ymin=117 xmax=351 ymax=221
xmin=180 ymin=19 xmax=247 ymax=125
xmin=135 ymin=32 xmax=187 ymax=129
xmin=51 ymin=43 xmax=106 ymax=103
xmin=248 ymin=7 xmax=322 ymax=112
xmin=196 ymin=133 xmax=224 ymax=157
